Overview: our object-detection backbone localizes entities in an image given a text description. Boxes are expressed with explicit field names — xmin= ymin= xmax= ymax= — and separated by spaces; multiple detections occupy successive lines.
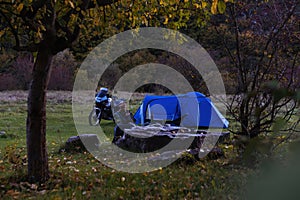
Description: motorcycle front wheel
xmin=89 ymin=108 xmax=102 ymax=126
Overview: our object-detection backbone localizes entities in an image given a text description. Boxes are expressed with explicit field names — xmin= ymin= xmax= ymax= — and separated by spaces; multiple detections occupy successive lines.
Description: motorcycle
xmin=89 ymin=96 xmax=126 ymax=126
xmin=89 ymin=97 xmax=113 ymax=126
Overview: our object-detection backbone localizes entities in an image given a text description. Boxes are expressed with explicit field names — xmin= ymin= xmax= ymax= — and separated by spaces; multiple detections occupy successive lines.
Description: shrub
xmin=10 ymin=53 xmax=34 ymax=90
xmin=48 ymin=49 xmax=77 ymax=90
xmin=0 ymin=73 xmax=18 ymax=90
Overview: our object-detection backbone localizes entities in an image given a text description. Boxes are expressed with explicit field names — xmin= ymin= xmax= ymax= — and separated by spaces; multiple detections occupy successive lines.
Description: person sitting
xmin=112 ymin=100 xmax=134 ymax=144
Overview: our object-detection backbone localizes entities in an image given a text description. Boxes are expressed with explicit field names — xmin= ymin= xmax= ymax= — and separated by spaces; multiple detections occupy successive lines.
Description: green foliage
xmin=245 ymin=139 xmax=300 ymax=200
xmin=0 ymin=0 xmax=219 ymax=57
xmin=272 ymin=117 xmax=288 ymax=134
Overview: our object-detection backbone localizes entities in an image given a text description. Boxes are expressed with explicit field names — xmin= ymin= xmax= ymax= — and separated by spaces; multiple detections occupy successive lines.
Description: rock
xmin=0 ymin=131 xmax=6 ymax=138
xmin=63 ymin=134 xmax=99 ymax=153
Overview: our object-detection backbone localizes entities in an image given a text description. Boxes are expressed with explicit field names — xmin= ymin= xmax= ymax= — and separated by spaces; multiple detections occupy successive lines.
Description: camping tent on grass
xmin=133 ymin=92 xmax=229 ymax=129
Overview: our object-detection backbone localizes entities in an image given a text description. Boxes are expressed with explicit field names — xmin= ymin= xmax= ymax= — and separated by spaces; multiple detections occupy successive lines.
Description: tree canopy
xmin=0 ymin=0 xmax=235 ymax=55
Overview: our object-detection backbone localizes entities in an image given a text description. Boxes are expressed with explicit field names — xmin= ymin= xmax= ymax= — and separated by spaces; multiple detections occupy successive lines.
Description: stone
xmin=63 ymin=134 xmax=99 ymax=153
xmin=0 ymin=131 xmax=6 ymax=138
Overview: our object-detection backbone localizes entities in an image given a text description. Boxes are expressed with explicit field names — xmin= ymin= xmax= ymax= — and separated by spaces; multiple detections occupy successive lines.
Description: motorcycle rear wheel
xmin=89 ymin=108 xmax=101 ymax=126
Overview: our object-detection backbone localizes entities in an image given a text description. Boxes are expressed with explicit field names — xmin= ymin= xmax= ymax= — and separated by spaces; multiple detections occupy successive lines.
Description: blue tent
xmin=133 ymin=92 xmax=229 ymax=128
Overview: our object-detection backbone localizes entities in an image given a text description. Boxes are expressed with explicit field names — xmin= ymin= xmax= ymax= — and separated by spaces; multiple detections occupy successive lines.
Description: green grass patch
xmin=0 ymin=100 xmax=299 ymax=199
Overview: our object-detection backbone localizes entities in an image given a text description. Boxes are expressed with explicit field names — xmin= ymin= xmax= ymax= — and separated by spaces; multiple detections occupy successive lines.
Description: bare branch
xmin=13 ymin=43 xmax=39 ymax=52
xmin=0 ymin=1 xmax=13 ymax=6
xmin=272 ymin=118 xmax=300 ymax=151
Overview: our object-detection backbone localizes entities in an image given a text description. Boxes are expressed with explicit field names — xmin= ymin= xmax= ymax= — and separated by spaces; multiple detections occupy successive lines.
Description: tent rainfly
xmin=133 ymin=92 xmax=229 ymax=129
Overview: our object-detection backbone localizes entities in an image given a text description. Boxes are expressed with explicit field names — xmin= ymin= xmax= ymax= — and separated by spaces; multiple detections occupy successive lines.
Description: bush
xmin=0 ymin=52 xmax=33 ymax=91
xmin=11 ymin=53 xmax=34 ymax=90
xmin=48 ymin=49 xmax=77 ymax=90
xmin=0 ymin=50 xmax=77 ymax=91
xmin=0 ymin=73 xmax=18 ymax=90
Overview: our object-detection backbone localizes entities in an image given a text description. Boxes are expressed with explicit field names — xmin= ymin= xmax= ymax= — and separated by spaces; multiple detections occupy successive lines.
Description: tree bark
xmin=26 ymin=40 xmax=53 ymax=183
xmin=25 ymin=0 xmax=89 ymax=183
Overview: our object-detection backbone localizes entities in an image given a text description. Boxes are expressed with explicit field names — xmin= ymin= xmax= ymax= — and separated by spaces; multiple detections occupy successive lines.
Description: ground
xmin=0 ymin=91 xmax=298 ymax=199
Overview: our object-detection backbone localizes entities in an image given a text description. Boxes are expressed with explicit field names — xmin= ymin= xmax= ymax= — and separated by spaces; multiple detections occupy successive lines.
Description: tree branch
xmin=96 ymin=0 xmax=119 ymax=7
xmin=13 ymin=43 xmax=39 ymax=52
xmin=52 ymin=24 xmax=80 ymax=54
xmin=20 ymin=0 xmax=47 ymax=19
xmin=250 ymin=3 xmax=298 ymax=92
xmin=0 ymin=1 xmax=13 ymax=6
xmin=0 ymin=9 xmax=20 ymax=49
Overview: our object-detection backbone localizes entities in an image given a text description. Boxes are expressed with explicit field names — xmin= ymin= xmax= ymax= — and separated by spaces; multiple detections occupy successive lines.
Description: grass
xmin=0 ymin=96 xmax=299 ymax=199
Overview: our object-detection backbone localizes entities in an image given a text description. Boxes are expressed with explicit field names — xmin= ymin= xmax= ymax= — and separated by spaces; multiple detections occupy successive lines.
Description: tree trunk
xmin=239 ymin=98 xmax=249 ymax=136
xmin=26 ymin=41 xmax=53 ymax=183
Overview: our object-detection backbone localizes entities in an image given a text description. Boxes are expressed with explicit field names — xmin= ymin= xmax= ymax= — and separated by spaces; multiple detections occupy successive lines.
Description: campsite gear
xmin=114 ymin=123 xmax=230 ymax=153
xmin=133 ymin=92 xmax=229 ymax=129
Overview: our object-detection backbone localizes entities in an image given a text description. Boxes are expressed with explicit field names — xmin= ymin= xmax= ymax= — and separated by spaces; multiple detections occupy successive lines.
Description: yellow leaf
xmin=6 ymin=190 xmax=20 ymax=197
xmin=0 ymin=30 xmax=5 ymax=38
xmin=211 ymin=0 xmax=218 ymax=14
xmin=194 ymin=3 xmax=200 ymax=9
xmin=17 ymin=3 xmax=24 ymax=12
xmin=69 ymin=1 xmax=75 ymax=9
xmin=163 ymin=16 xmax=168 ymax=25
xmin=37 ymin=28 xmax=42 ymax=39
xmin=40 ymin=25 xmax=46 ymax=31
